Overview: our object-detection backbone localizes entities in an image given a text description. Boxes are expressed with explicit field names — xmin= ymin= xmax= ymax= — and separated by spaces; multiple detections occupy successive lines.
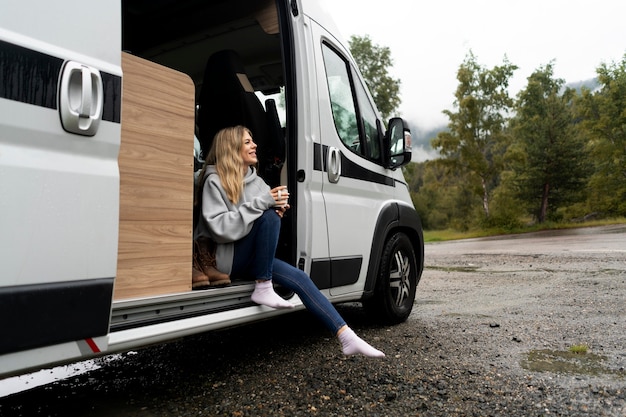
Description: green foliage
xmin=409 ymin=161 xmax=448 ymax=230
xmin=482 ymin=175 xmax=525 ymax=230
xmin=509 ymin=62 xmax=591 ymax=223
xmin=348 ymin=35 xmax=401 ymax=121
xmin=409 ymin=159 xmax=484 ymax=231
xmin=431 ymin=51 xmax=518 ymax=219
xmin=575 ymin=54 xmax=626 ymax=217
xmin=405 ymin=52 xmax=626 ymax=232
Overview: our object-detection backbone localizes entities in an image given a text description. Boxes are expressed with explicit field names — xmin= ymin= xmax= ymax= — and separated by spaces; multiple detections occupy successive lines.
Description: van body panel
xmin=0 ymin=0 xmax=121 ymax=359
xmin=0 ymin=335 xmax=109 ymax=378
xmin=0 ymin=0 xmax=121 ymax=70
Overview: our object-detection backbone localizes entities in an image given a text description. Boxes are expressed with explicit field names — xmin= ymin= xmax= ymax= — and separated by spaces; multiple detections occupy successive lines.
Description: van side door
xmin=311 ymin=23 xmax=395 ymax=296
xmin=0 ymin=0 xmax=121 ymax=358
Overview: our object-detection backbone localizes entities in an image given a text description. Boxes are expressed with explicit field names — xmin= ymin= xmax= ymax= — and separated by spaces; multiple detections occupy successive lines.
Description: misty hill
xmin=566 ymin=77 xmax=599 ymax=93
xmin=408 ymin=123 xmax=444 ymax=162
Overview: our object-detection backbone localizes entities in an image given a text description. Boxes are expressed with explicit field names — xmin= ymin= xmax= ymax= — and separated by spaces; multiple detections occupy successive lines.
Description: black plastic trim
xmin=101 ymin=71 xmax=122 ymax=123
xmin=310 ymin=259 xmax=331 ymax=289
xmin=0 ymin=40 xmax=62 ymax=109
xmin=0 ymin=40 xmax=121 ymax=123
xmin=314 ymin=143 xmax=395 ymax=186
xmin=0 ymin=278 xmax=114 ymax=355
xmin=310 ymin=256 xmax=362 ymax=289
xmin=331 ymin=256 xmax=362 ymax=287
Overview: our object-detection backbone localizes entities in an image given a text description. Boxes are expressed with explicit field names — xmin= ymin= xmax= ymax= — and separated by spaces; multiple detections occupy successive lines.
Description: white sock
xmin=338 ymin=327 xmax=385 ymax=358
xmin=251 ymin=280 xmax=294 ymax=309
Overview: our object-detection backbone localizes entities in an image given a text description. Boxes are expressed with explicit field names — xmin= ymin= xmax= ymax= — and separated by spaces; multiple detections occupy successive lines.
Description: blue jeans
xmin=232 ymin=210 xmax=347 ymax=334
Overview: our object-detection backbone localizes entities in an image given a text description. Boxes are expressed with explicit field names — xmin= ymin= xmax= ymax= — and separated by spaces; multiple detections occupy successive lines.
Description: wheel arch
xmin=362 ymin=202 xmax=424 ymax=300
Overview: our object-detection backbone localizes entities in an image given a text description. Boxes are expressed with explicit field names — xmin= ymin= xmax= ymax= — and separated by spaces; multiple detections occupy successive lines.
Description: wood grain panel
xmin=114 ymin=53 xmax=195 ymax=299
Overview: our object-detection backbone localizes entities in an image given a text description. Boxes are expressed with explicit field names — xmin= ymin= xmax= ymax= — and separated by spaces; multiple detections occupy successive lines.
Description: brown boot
xmin=205 ymin=265 xmax=231 ymax=286
xmin=194 ymin=237 xmax=231 ymax=287
xmin=192 ymin=266 xmax=210 ymax=290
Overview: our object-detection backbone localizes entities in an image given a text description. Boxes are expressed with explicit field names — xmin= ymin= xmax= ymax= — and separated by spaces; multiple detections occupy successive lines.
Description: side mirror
xmin=384 ymin=117 xmax=412 ymax=169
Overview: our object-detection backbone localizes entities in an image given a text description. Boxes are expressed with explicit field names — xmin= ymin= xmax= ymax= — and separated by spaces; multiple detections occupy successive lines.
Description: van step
xmin=110 ymin=283 xmax=255 ymax=332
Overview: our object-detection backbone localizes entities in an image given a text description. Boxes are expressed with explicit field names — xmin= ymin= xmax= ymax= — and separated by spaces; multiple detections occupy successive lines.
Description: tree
xmin=509 ymin=63 xmax=589 ymax=223
xmin=409 ymin=160 xmax=477 ymax=230
xmin=348 ymin=35 xmax=401 ymax=121
xmin=576 ymin=54 xmax=626 ymax=216
xmin=431 ymin=51 xmax=517 ymax=219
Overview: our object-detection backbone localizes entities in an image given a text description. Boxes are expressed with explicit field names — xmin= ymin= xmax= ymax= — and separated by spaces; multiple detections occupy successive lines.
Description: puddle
xmin=441 ymin=312 xmax=493 ymax=319
xmin=418 ymin=299 xmax=445 ymax=305
xmin=521 ymin=349 xmax=624 ymax=378
xmin=426 ymin=265 xmax=480 ymax=273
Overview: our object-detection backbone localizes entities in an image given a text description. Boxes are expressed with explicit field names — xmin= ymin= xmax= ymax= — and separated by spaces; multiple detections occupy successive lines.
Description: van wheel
xmin=364 ymin=232 xmax=417 ymax=324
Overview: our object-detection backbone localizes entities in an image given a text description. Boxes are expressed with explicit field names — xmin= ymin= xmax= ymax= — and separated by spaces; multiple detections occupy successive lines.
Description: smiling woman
xmin=240 ymin=130 xmax=259 ymax=167
xmin=194 ymin=125 xmax=386 ymax=357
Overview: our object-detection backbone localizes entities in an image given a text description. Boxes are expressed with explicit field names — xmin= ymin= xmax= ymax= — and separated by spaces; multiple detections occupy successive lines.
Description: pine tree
xmin=510 ymin=63 xmax=589 ymax=223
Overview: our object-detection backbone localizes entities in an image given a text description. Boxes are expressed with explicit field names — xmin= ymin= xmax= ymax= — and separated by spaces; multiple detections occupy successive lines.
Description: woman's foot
xmin=338 ymin=327 xmax=385 ymax=358
xmin=251 ymin=280 xmax=294 ymax=309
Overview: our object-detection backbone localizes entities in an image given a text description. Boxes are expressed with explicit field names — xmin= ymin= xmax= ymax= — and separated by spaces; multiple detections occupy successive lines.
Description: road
xmin=427 ymin=224 xmax=626 ymax=255
xmin=1 ymin=225 xmax=625 ymax=416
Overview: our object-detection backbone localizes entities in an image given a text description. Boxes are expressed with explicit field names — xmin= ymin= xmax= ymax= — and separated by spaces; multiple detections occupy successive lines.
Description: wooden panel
xmin=255 ymin=0 xmax=279 ymax=35
xmin=114 ymin=53 xmax=195 ymax=299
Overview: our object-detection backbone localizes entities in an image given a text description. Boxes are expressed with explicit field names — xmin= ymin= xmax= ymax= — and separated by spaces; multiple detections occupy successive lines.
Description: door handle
xmin=59 ymin=61 xmax=104 ymax=136
xmin=327 ymin=147 xmax=341 ymax=183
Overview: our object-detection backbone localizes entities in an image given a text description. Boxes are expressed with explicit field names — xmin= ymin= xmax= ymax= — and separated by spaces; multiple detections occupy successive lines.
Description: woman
xmin=195 ymin=125 xmax=384 ymax=358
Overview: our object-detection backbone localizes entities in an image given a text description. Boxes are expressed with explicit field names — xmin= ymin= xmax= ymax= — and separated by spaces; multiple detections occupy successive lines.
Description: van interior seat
xmin=197 ymin=49 xmax=284 ymax=186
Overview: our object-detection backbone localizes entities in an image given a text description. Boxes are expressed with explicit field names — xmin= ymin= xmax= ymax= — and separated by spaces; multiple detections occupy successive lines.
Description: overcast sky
xmin=319 ymin=0 xmax=626 ymax=133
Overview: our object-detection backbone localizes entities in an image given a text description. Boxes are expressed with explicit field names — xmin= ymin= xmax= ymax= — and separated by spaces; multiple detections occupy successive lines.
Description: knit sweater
xmin=194 ymin=165 xmax=276 ymax=274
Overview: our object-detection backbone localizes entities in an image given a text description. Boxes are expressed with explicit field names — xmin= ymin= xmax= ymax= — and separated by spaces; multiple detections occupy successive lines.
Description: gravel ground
xmin=1 ymin=227 xmax=625 ymax=416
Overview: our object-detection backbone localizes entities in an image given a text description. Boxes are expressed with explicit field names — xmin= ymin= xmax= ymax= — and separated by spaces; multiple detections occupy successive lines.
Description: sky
xmin=319 ymin=0 xmax=626 ymax=138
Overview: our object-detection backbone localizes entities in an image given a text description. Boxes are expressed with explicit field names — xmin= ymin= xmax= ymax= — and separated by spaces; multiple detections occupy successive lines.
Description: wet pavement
xmin=1 ymin=225 xmax=625 ymax=416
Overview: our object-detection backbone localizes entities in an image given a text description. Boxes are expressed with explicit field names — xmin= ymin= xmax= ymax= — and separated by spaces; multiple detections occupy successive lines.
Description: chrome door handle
xmin=327 ymin=147 xmax=341 ymax=183
xmin=59 ymin=61 xmax=103 ymax=136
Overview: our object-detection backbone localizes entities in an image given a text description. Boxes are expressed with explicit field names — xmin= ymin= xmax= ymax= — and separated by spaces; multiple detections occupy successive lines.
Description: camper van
xmin=0 ymin=0 xmax=423 ymax=378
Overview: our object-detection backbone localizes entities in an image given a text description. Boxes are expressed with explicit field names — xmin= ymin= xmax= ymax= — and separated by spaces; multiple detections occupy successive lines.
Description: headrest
xmin=202 ymin=49 xmax=253 ymax=93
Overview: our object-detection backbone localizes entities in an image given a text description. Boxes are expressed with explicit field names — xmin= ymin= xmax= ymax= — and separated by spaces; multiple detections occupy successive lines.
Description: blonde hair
xmin=199 ymin=125 xmax=252 ymax=204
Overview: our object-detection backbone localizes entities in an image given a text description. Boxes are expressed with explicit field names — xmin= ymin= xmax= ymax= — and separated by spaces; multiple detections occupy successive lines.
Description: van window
xmin=258 ymin=88 xmax=286 ymax=127
xmin=322 ymin=43 xmax=381 ymax=162
xmin=352 ymin=68 xmax=381 ymax=161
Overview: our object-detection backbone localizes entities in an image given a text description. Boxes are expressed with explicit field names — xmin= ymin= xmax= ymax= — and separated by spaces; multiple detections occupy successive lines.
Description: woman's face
xmin=240 ymin=130 xmax=258 ymax=167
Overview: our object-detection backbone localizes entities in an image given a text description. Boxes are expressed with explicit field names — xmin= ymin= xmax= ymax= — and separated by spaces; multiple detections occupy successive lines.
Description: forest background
xmin=349 ymin=35 xmax=626 ymax=237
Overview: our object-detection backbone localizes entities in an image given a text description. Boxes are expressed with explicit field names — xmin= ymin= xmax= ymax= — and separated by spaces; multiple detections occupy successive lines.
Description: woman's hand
xmin=270 ymin=185 xmax=289 ymax=207
xmin=270 ymin=186 xmax=290 ymax=218
xmin=275 ymin=203 xmax=290 ymax=218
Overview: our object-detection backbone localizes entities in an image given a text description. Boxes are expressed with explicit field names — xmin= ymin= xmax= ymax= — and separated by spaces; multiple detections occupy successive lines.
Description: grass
xmin=423 ymin=217 xmax=626 ymax=243
xmin=569 ymin=344 xmax=589 ymax=354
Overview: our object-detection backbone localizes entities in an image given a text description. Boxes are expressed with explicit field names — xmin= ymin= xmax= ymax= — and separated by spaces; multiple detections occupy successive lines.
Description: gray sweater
xmin=194 ymin=165 xmax=275 ymax=274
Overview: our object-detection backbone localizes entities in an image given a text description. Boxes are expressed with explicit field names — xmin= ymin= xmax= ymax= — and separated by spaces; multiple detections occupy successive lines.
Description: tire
xmin=364 ymin=232 xmax=418 ymax=324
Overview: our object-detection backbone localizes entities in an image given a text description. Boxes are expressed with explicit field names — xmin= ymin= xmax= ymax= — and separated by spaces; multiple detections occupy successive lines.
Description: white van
xmin=0 ymin=0 xmax=423 ymax=378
